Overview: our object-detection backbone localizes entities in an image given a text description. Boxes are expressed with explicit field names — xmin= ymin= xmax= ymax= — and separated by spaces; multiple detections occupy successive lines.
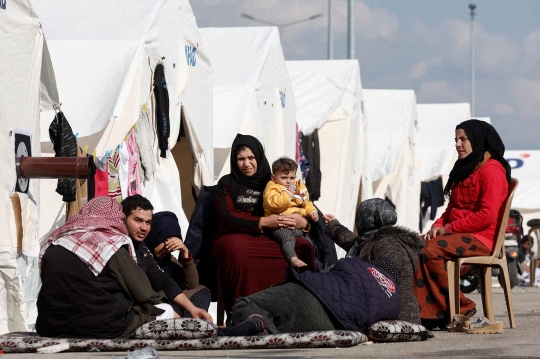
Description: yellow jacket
xmin=263 ymin=179 xmax=317 ymax=217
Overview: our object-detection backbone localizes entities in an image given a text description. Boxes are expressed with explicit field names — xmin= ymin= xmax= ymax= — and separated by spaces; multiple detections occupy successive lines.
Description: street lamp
xmin=469 ymin=3 xmax=476 ymax=117
xmin=240 ymin=13 xmax=323 ymax=44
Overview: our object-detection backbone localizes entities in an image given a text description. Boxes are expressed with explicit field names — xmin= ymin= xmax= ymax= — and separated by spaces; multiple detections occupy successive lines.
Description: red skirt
xmin=213 ymin=232 xmax=314 ymax=311
xmin=414 ymin=233 xmax=491 ymax=320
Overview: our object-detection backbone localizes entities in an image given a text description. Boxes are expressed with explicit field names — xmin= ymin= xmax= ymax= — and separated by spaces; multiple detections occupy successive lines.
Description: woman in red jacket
xmin=414 ymin=120 xmax=512 ymax=328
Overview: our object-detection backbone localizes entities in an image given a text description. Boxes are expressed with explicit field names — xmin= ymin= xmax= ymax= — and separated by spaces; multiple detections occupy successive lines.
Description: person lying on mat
xmin=121 ymin=195 xmax=212 ymax=321
xmin=219 ymin=198 xmax=423 ymax=336
xmin=37 ymin=197 xmax=180 ymax=339
xmin=144 ymin=211 xmax=212 ymax=311
xmin=414 ymin=119 xmax=511 ymax=329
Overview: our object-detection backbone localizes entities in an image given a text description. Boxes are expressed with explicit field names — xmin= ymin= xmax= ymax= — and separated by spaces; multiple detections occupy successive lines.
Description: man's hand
xmin=309 ymin=211 xmax=319 ymax=222
xmin=161 ymin=237 xmax=190 ymax=259
xmin=188 ymin=307 xmax=213 ymax=322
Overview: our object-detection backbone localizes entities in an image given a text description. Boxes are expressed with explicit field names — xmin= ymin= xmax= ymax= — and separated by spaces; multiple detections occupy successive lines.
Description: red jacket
xmin=433 ymin=159 xmax=508 ymax=251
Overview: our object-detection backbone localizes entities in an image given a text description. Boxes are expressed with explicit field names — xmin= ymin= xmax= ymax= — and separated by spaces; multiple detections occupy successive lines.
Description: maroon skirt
xmin=214 ymin=232 xmax=314 ymax=311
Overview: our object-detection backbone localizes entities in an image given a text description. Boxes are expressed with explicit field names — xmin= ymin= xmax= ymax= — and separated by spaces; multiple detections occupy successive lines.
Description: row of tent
xmin=1 ymin=0 xmax=539 ymax=334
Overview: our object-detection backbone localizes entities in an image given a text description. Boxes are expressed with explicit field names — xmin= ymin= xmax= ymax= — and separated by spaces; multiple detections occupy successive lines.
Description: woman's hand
xmin=288 ymin=213 xmax=309 ymax=230
xmin=422 ymin=227 xmax=446 ymax=241
xmin=324 ymin=214 xmax=336 ymax=225
xmin=260 ymin=214 xmax=296 ymax=230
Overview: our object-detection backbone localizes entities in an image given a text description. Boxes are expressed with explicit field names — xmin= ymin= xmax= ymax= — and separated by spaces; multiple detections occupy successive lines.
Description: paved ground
xmin=6 ymin=286 xmax=540 ymax=358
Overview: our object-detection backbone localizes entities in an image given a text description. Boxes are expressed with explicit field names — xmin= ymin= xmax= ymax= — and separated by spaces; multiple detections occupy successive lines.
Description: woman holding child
xmin=414 ymin=120 xmax=512 ymax=328
xmin=214 ymin=134 xmax=316 ymax=311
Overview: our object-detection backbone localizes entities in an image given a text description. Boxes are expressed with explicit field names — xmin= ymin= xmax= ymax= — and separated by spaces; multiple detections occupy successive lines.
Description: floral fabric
xmin=0 ymin=330 xmax=367 ymax=353
xmin=133 ymin=319 xmax=217 ymax=340
xmin=366 ymin=320 xmax=434 ymax=342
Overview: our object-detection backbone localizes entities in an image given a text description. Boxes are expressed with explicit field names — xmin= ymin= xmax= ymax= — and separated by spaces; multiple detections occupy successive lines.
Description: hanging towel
xmin=108 ymin=149 xmax=122 ymax=203
xmin=48 ymin=111 xmax=77 ymax=202
xmin=119 ymin=140 xmax=130 ymax=199
xmin=127 ymin=130 xmax=142 ymax=195
xmin=135 ymin=109 xmax=157 ymax=181
xmin=154 ymin=63 xmax=170 ymax=158
xmin=95 ymin=156 xmax=109 ymax=197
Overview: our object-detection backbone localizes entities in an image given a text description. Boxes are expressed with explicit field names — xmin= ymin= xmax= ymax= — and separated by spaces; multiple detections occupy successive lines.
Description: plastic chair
xmin=528 ymin=226 xmax=540 ymax=287
xmin=447 ymin=178 xmax=518 ymax=329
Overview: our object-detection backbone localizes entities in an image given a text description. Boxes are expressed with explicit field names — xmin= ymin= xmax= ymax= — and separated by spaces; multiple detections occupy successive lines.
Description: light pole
xmin=328 ymin=0 xmax=333 ymax=59
xmin=241 ymin=13 xmax=323 ymax=45
xmin=469 ymin=3 xmax=476 ymax=117
xmin=348 ymin=0 xmax=355 ymax=59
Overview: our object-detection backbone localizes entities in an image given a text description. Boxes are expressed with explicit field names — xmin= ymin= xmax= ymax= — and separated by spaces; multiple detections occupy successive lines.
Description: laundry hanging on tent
xmin=154 ymin=63 xmax=170 ymax=158
xmin=297 ymin=130 xmax=310 ymax=181
xmin=136 ymin=108 xmax=157 ymax=181
xmin=301 ymin=129 xmax=321 ymax=201
xmin=119 ymin=140 xmax=130 ymax=199
xmin=48 ymin=111 xmax=77 ymax=202
xmin=119 ymin=130 xmax=142 ymax=199
xmin=95 ymin=156 xmax=109 ymax=197
xmin=420 ymin=176 xmax=444 ymax=222
xmin=108 ymin=149 xmax=122 ymax=203
xmin=127 ymin=130 xmax=142 ymax=195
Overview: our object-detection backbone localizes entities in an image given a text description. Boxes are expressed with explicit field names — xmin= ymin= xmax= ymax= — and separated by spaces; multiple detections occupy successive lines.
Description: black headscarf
xmin=444 ymin=119 xmax=511 ymax=197
xmin=217 ymin=134 xmax=271 ymax=216
xmin=144 ymin=211 xmax=182 ymax=275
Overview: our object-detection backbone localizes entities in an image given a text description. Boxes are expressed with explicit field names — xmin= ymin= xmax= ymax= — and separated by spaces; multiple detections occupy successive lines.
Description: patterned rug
xmin=0 ymin=330 xmax=368 ymax=353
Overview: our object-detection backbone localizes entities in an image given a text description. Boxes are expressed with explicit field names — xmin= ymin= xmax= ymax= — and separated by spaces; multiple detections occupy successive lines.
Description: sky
xmin=191 ymin=0 xmax=540 ymax=150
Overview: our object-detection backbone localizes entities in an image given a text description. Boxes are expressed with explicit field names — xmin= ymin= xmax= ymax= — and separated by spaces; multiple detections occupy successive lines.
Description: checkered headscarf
xmin=40 ymin=197 xmax=136 ymax=275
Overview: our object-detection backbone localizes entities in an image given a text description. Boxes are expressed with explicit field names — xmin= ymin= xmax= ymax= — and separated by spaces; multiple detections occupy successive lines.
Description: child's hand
xmin=290 ymin=257 xmax=307 ymax=268
xmin=287 ymin=183 xmax=299 ymax=195
xmin=309 ymin=211 xmax=319 ymax=222
xmin=324 ymin=214 xmax=336 ymax=225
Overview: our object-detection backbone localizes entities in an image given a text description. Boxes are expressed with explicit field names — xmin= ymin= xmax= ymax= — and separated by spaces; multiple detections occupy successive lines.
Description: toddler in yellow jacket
xmin=263 ymin=157 xmax=318 ymax=268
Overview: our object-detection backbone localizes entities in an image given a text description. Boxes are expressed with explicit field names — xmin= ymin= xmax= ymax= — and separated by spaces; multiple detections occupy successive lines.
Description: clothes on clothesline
xmin=136 ymin=109 xmax=157 ymax=182
xmin=301 ymin=130 xmax=321 ymax=201
xmin=154 ymin=63 xmax=170 ymax=158
xmin=297 ymin=130 xmax=310 ymax=181
xmin=108 ymin=149 xmax=122 ymax=203
xmin=48 ymin=111 xmax=78 ymax=202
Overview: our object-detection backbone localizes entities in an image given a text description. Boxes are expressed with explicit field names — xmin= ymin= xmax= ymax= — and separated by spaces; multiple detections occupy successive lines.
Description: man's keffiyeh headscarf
xmin=40 ymin=197 xmax=136 ymax=276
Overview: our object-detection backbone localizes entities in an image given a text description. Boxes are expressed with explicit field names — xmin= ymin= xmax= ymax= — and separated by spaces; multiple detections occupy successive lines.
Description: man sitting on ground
xmin=121 ymin=195 xmax=212 ymax=321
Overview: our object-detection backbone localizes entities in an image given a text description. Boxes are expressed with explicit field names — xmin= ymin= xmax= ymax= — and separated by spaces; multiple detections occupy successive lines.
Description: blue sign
xmin=506 ymin=158 xmax=524 ymax=170
xmin=279 ymin=90 xmax=286 ymax=108
xmin=185 ymin=45 xmax=197 ymax=67
xmin=1 ymin=0 xmax=6 ymax=10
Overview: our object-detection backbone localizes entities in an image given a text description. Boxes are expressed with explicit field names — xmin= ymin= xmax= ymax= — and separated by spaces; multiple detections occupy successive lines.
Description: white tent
xmin=505 ymin=151 xmax=540 ymax=237
xmin=417 ymin=103 xmax=471 ymax=231
xmin=0 ymin=0 xmax=59 ymax=333
xmin=34 ymin=0 xmax=214 ymax=242
xmin=200 ymin=27 xmax=296 ymax=181
xmin=287 ymin=60 xmax=370 ymax=257
xmin=363 ymin=90 xmax=420 ymax=231
xmin=172 ymin=0 xmax=214 ymax=218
